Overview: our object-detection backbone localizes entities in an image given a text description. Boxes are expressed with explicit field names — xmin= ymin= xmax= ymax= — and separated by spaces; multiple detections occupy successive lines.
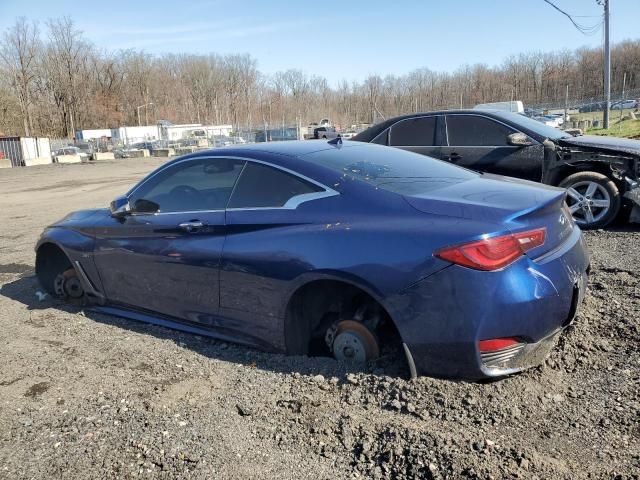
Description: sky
xmin=0 ymin=0 xmax=637 ymax=86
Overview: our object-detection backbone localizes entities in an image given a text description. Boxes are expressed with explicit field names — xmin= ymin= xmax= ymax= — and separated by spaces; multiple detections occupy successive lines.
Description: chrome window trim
xmin=388 ymin=114 xmax=442 ymax=148
xmin=126 ymin=154 xmax=339 ymax=216
xmin=227 ymin=189 xmax=338 ymax=211
xmin=130 ymin=209 xmax=226 ymax=217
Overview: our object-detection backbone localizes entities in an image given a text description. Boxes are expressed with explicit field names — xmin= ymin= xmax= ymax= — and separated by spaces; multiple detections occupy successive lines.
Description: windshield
xmin=493 ymin=111 xmax=572 ymax=140
xmin=305 ymin=144 xmax=477 ymax=195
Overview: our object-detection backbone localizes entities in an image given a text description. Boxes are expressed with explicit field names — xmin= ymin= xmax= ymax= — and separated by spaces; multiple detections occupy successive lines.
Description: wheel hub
xmin=64 ymin=276 xmax=84 ymax=298
xmin=53 ymin=268 xmax=84 ymax=300
xmin=565 ymin=181 xmax=611 ymax=226
xmin=330 ymin=320 xmax=380 ymax=364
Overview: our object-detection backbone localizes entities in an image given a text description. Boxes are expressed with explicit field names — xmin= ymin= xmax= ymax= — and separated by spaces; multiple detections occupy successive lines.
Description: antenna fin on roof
xmin=328 ymin=136 xmax=342 ymax=147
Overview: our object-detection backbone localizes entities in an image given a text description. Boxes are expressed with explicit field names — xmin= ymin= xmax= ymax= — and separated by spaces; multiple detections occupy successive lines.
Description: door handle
xmin=178 ymin=220 xmax=204 ymax=232
xmin=446 ymin=152 xmax=462 ymax=161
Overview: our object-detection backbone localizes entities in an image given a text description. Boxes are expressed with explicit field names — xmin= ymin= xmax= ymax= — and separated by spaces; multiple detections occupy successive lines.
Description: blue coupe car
xmin=35 ymin=140 xmax=589 ymax=379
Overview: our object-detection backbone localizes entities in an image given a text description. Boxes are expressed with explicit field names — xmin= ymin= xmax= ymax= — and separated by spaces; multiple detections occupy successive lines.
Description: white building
xmin=75 ymin=123 xmax=233 ymax=145
xmin=164 ymin=124 xmax=233 ymax=141
xmin=0 ymin=136 xmax=52 ymax=167
xmin=111 ymin=125 xmax=161 ymax=144
xmin=75 ymin=128 xmax=112 ymax=141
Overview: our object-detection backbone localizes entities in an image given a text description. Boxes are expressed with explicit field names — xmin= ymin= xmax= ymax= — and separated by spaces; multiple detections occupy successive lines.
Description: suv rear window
xmin=305 ymin=144 xmax=477 ymax=195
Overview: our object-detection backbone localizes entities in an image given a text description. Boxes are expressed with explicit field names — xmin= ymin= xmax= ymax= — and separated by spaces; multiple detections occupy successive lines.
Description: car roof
xmin=188 ymin=139 xmax=354 ymax=159
xmin=351 ymin=109 xmax=501 ymax=142
xmin=352 ymin=109 xmax=579 ymax=145
xmin=133 ymin=140 xmax=385 ymax=195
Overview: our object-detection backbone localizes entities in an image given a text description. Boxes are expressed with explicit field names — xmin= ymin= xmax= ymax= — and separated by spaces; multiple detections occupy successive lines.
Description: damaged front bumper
xmin=624 ymin=177 xmax=640 ymax=223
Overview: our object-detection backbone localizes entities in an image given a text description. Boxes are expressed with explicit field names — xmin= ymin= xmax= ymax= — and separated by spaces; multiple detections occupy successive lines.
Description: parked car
xmin=313 ymin=126 xmax=340 ymax=140
xmin=473 ymin=100 xmax=524 ymax=113
xmin=113 ymin=148 xmax=133 ymax=159
xmin=352 ymin=109 xmax=640 ymax=228
xmin=213 ymin=135 xmax=233 ymax=147
xmin=531 ymin=115 xmax=560 ymax=127
xmin=35 ymin=141 xmax=589 ymax=380
xmin=255 ymin=128 xmax=298 ymax=142
xmin=53 ymin=146 xmax=89 ymax=161
xmin=523 ymin=107 xmax=543 ymax=118
xmin=130 ymin=141 xmax=158 ymax=153
xmin=76 ymin=142 xmax=94 ymax=156
xmin=339 ymin=130 xmax=359 ymax=139
xmin=549 ymin=113 xmax=565 ymax=126
xmin=611 ymin=99 xmax=638 ymax=110
xmin=578 ymin=101 xmax=606 ymax=113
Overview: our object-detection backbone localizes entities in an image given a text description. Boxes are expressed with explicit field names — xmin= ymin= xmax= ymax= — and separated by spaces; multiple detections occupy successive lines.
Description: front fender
xmin=36 ymin=226 xmax=103 ymax=295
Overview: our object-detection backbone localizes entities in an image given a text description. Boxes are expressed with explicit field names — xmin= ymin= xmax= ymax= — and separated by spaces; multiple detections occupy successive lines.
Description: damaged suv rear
xmin=352 ymin=109 xmax=640 ymax=228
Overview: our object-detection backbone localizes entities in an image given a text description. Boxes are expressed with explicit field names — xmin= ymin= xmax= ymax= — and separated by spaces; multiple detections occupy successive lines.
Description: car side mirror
xmin=507 ymin=132 xmax=532 ymax=147
xmin=110 ymin=195 xmax=130 ymax=218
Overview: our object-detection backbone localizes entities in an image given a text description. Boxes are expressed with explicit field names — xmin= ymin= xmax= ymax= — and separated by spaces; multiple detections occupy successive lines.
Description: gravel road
xmin=0 ymin=159 xmax=638 ymax=479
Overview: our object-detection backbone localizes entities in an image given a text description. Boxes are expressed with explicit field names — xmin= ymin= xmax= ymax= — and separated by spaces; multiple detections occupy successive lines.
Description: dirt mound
xmin=0 ymin=161 xmax=638 ymax=478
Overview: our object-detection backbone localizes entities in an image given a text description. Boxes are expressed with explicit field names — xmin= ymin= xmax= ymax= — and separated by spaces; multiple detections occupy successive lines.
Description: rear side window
xmin=228 ymin=162 xmax=323 ymax=208
xmin=390 ymin=117 xmax=437 ymax=146
xmin=446 ymin=115 xmax=514 ymax=146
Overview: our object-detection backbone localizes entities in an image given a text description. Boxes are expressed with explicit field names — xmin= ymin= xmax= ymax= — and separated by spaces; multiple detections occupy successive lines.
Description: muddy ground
xmin=0 ymin=158 xmax=638 ymax=479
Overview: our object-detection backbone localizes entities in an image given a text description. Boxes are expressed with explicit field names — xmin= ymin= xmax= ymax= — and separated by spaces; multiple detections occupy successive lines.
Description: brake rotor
xmin=53 ymin=268 xmax=84 ymax=302
xmin=332 ymin=320 xmax=380 ymax=364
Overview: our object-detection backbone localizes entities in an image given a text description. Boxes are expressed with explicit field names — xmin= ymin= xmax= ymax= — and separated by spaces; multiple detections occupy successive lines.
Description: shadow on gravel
xmin=601 ymin=225 xmax=640 ymax=233
xmin=0 ymin=274 xmax=410 ymax=380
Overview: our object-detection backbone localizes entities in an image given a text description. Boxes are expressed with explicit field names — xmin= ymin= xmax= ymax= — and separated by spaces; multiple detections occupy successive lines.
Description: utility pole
xmin=619 ymin=71 xmax=626 ymax=124
xmin=564 ymin=84 xmax=569 ymax=127
xmin=136 ymin=102 xmax=154 ymax=127
xmin=603 ymin=0 xmax=611 ymax=129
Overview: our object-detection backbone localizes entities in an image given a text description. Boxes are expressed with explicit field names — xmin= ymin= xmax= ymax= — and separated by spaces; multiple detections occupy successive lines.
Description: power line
xmin=542 ymin=0 xmax=603 ymax=36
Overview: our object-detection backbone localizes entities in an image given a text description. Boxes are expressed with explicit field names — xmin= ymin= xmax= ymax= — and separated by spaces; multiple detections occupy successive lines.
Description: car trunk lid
xmin=403 ymin=174 xmax=574 ymax=256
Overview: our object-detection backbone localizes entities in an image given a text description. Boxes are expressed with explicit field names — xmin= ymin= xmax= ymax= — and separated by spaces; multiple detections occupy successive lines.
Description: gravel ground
xmin=0 ymin=159 xmax=638 ymax=479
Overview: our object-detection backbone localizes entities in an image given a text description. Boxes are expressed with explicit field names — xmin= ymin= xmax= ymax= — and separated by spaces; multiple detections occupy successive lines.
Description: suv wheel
xmin=558 ymin=171 xmax=620 ymax=229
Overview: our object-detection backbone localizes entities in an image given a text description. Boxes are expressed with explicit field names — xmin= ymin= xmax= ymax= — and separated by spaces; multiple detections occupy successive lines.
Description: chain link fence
xmin=35 ymin=88 xmax=640 ymax=165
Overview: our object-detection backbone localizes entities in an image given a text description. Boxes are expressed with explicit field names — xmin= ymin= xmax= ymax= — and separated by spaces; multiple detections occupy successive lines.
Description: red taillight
xmin=434 ymin=228 xmax=545 ymax=271
xmin=478 ymin=337 xmax=520 ymax=352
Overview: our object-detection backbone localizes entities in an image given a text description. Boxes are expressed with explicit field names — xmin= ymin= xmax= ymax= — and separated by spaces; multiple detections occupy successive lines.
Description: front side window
xmin=446 ymin=115 xmax=515 ymax=147
xmin=390 ymin=116 xmax=437 ymax=146
xmin=228 ymin=162 xmax=323 ymax=208
xmin=130 ymin=158 xmax=245 ymax=213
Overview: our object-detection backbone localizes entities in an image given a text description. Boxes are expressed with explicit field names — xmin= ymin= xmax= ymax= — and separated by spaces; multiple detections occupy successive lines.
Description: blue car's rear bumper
xmin=390 ymin=227 xmax=590 ymax=380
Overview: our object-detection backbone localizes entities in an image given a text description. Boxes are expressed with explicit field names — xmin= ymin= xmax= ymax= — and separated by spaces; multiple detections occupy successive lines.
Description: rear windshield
xmin=304 ymin=144 xmax=477 ymax=195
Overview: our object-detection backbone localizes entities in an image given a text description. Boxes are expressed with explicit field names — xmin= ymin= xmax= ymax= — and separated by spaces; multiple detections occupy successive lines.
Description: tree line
xmin=1 ymin=16 xmax=639 ymax=138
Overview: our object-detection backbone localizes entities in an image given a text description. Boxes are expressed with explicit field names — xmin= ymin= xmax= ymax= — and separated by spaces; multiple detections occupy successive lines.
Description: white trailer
xmin=0 ymin=137 xmax=52 ymax=167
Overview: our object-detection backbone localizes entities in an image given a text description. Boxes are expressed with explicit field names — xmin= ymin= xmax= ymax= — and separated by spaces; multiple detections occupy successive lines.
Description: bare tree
xmin=0 ymin=17 xmax=40 ymax=136
xmin=1 ymin=14 xmax=639 ymax=138
xmin=44 ymin=17 xmax=92 ymax=137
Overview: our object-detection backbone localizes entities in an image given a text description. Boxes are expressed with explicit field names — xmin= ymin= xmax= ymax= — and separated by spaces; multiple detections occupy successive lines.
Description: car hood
xmin=557 ymin=134 xmax=640 ymax=158
xmin=50 ymin=208 xmax=110 ymax=228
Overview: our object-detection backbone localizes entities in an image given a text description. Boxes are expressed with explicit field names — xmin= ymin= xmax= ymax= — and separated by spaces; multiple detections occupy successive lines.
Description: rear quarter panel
xmin=219 ymin=187 xmax=508 ymax=326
